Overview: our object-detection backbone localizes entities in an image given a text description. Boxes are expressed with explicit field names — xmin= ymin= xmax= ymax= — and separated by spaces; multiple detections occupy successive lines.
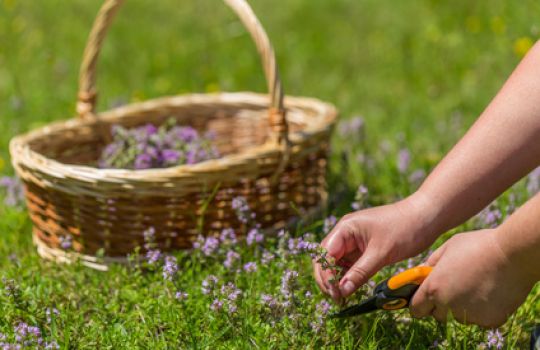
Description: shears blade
xmin=329 ymin=296 xmax=378 ymax=319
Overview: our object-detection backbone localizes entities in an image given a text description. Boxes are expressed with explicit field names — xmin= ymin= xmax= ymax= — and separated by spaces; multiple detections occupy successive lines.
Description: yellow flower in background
xmin=205 ymin=83 xmax=220 ymax=93
xmin=514 ymin=37 xmax=534 ymax=58
xmin=490 ymin=16 xmax=506 ymax=35
xmin=465 ymin=16 xmax=481 ymax=33
xmin=131 ymin=91 xmax=146 ymax=102
xmin=3 ymin=0 xmax=15 ymax=11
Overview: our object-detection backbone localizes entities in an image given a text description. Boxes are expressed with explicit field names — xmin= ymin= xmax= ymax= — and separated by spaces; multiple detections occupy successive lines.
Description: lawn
xmin=1 ymin=0 xmax=539 ymax=348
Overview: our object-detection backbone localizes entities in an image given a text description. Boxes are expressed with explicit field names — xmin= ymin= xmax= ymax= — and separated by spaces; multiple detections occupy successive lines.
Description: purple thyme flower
xmin=323 ymin=215 xmax=337 ymax=234
xmin=219 ymin=228 xmax=237 ymax=245
xmin=351 ymin=185 xmax=368 ymax=210
xmin=0 ymin=176 xmax=25 ymax=207
xmin=221 ymin=282 xmax=242 ymax=301
xmin=477 ymin=204 xmax=502 ymax=228
xmin=201 ymin=236 xmax=220 ymax=256
xmin=280 ymin=270 xmax=299 ymax=299
xmin=210 ymin=299 xmax=223 ymax=312
xmin=246 ymin=228 xmax=264 ymax=246
xmin=45 ymin=308 xmax=60 ymax=324
xmin=261 ymin=250 xmax=275 ymax=264
xmin=223 ymin=250 xmax=240 ymax=269
xmin=316 ymin=300 xmax=332 ymax=316
xmin=261 ymin=294 xmax=279 ymax=309
xmin=192 ymin=235 xmax=205 ymax=250
xmin=408 ymin=169 xmax=426 ymax=187
xmin=527 ymin=166 xmax=540 ymax=195
xmin=59 ymin=235 xmax=72 ymax=250
xmin=397 ymin=148 xmax=411 ymax=174
xmin=231 ymin=196 xmax=253 ymax=224
xmin=143 ymin=227 xmax=156 ymax=243
xmin=134 ymin=153 xmax=153 ymax=170
xmin=202 ymin=275 xmax=219 ymax=295
xmin=304 ymin=291 xmax=312 ymax=299
xmin=338 ymin=116 xmax=364 ymax=137
xmin=161 ymin=149 xmax=181 ymax=165
xmin=175 ymin=291 xmax=188 ymax=301
xmin=485 ymin=329 xmax=504 ymax=349
xmin=176 ymin=127 xmax=199 ymax=143
xmin=45 ymin=341 xmax=60 ymax=349
xmin=162 ymin=256 xmax=178 ymax=281
xmin=146 ymin=249 xmax=162 ymax=265
xmin=243 ymin=262 xmax=257 ymax=273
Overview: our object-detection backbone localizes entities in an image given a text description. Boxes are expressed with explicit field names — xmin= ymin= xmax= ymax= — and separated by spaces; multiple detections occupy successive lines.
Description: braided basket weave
xmin=9 ymin=0 xmax=337 ymax=270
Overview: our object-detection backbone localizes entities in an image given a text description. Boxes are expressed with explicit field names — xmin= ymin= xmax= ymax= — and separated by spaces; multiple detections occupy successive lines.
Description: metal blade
xmin=328 ymin=296 xmax=379 ymax=319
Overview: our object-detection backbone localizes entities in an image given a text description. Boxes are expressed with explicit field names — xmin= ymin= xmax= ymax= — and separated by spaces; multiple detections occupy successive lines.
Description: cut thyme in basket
xmin=98 ymin=118 xmax=219 ymax=170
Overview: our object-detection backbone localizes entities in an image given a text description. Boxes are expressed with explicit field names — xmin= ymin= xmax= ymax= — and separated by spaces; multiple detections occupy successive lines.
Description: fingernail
xmin=340 ymin=280 xmax=356 ymax=296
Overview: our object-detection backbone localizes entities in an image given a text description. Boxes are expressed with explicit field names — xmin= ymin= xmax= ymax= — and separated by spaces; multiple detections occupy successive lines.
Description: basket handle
xmin=77 ymin=0 xmax=288 ymax=141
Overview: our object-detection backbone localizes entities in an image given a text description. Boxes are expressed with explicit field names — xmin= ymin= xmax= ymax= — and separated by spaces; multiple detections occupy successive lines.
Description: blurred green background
xmin=1 ymin=0 xmax=539 ymax=170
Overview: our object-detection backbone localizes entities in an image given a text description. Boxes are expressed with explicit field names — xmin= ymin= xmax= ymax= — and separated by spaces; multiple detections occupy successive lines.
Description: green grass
xmin=1 ymin=0 xmax=539 ymax=348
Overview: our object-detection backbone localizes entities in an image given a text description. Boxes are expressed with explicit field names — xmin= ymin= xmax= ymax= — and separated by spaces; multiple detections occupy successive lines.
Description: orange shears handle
xmin=387 ymin=266 xmax=433 ymax=290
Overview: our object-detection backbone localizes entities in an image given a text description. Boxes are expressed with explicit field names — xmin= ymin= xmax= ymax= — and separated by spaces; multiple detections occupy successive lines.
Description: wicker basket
xmin=9 ymin=0 xmax=337 ymax=270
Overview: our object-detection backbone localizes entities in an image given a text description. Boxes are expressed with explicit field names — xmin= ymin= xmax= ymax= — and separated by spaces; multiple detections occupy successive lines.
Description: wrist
xmin=493 ymin=226 xmax=540 ymax=284
xmin=403 ymin=190 xmax=444 ymax=241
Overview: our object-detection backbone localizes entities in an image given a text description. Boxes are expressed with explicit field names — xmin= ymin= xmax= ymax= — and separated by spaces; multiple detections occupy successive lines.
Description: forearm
xmin=495 ymin=193 xmax=540 ymax=282
xmin=414 ymin=40 xmax=540 ymax=236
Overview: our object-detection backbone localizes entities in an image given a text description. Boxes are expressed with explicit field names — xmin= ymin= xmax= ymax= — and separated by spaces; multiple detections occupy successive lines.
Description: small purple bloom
xmin=261 ymin=250 xmax=275 ymax=264
xmin=408 ymin=169 xmax=426 ymax=186
xmin=202 ymin=237 xmax=220 ymax=256
xmin=162 ymin=256 xmax=178 ymax=281
xmin=210 ymin=299 xmax=223 ymax=311
xmin=177 ymin=127 xmax=199 ymax=143
xmin=220 ymin=228 xmax=237 ymax=244
xmin=485 ymin=329 xmax=504 ymax=349
xmin=316 ymin=300 xmax=332 ymax=315
xmin=144 ymin=124 xmax=158 ymax=135
xmin=134 ymin=153 xmax=153 ymax=170
xmin=243 ymin=262 xmax=257 ymax=273
xmin=162 ymin=149 xmax=181 ymax=165
xmin=146 ymin=249 xmax=162 ymax=264
xmin=397 ymin=148 xmax=411 ymax=174
xmin=143 ymin=227 xmax=156 ymax=243
xmin=46 ymin=308 xmax=60 ymax=324
xmin=232 ymin=196 xmax=253 ymax=224
xmin=527 ymin=167 xmax=540 ymax=195
xmin=323 ymin=215 xmax=337 ymax=234
xmin=202 ymin=275 xmax=219 ymax=295
xmin=175 ymin=291 xmax=188 ymax=301
xmin=59 ymin=235 xmax=72 ymax=250
xmin=0 ymin=176 xmax=25 ymax=207
xmin=280 ymin=270 xmax=299 ymax=299
xmin=246 ymin=228 xmax=264 ymax=246
xmin=261 ymin=294 xmax=278 ymax=309
xmin=223 ymin=250 xmax=240 ymax=269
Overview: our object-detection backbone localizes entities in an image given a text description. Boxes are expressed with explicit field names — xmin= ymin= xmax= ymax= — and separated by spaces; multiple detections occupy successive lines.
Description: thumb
xmin=338 ymin=248 xmax=381 ymax=297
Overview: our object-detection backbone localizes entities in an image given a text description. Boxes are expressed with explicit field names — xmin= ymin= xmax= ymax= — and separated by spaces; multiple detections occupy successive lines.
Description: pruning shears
xmin=330 ymin=266 xmax=433 ymax=318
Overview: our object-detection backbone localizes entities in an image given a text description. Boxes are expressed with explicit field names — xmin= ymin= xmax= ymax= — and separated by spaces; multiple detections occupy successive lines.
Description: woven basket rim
xmin=10 ymin=92 xmax=337 ymax=183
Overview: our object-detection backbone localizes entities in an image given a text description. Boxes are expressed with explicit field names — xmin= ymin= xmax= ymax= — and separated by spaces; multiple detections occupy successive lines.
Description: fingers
xmin=411 ymin=243 xmax=449 ymax=320
xmin=425 ymin=242 xmax=448 ymax=266
xmin=409 ymin=282 xmax=436 ymax=319
xmin=432 ymin=306 xmax=449 ymax=323
xmin=338 ymin=248 xmax=381 ymax=297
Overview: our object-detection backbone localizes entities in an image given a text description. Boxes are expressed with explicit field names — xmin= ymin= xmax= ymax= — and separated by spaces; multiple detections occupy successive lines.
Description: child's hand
xmin=313 ymin=193 xmax=439 ymax=302
xmin=410 ymin=229 xmax=536 ymax=328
